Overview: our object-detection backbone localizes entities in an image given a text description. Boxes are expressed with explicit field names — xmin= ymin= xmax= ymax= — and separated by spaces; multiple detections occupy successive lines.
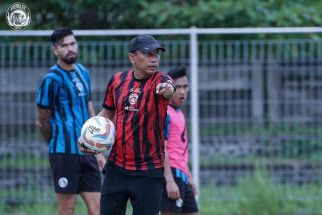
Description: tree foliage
xmin=1 ymin=0 xmax=322 ymax=30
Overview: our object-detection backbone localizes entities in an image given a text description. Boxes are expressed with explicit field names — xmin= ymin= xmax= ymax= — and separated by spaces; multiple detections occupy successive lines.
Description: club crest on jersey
xmin=76 ymin=82 xmax=84 ymax=92
xmin=73 ymin=77 xmax=86 ymax=96
xmin=129 ymin=93 xmax=138 ymax=105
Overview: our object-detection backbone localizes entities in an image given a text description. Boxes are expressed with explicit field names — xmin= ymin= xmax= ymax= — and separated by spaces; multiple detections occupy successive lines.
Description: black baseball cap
xmin=129 ymin=34 xmax=166 ymax=53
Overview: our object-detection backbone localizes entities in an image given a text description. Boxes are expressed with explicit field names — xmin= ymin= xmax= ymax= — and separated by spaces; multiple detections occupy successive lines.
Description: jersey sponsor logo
xmin=125 ymin=106 xmax=139 ymax=112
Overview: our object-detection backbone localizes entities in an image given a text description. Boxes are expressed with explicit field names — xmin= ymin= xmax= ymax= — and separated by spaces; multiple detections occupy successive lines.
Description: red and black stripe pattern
xmin=103 ymin=70 xmax=171 ymax=170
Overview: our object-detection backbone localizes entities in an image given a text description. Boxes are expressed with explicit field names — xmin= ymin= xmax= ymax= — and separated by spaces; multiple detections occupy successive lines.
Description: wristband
xmin=166 ymin=80 xmax=176 ymax=93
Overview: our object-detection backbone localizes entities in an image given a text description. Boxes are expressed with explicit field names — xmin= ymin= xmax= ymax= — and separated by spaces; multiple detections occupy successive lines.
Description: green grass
xmin=1 ymin=123 xmax=322 ymax=214
xmin=0 ymin=156 xmax=49 ymax=168
xmin=200 ymin=157 xmax=322 ymax=168
xmin=200 ymin=123 xmax=322 ymax=136
xmin=1 ymin=153 xmax=320 ymax=170
xmin=199 ymin=171 xmax=322 ymax=215
xmin=1 ymin=199 xmax=132 ymax=215
xmin=2 ymin=172 xmax=322 ymax=215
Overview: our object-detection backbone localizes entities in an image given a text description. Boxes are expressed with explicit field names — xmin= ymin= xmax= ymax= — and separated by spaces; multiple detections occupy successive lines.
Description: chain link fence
xmin=1 ymin=32 xmax=322 ymax=205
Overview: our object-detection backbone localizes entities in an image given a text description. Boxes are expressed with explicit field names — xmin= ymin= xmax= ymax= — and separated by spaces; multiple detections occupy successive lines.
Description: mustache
xmin=66 ymin=52 xmax=76 ymax=56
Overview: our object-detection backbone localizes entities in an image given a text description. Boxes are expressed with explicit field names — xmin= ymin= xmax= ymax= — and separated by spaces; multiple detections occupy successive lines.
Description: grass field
xmin=1 ymin=124 xmax=322 ymax=214
xmin=2 ymin=172 xmax=322 ymax=215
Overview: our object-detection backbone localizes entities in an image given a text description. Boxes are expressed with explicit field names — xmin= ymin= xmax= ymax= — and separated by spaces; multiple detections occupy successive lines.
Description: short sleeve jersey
xmin=103 ymin=70 xmax=172 ymax=171
xmin=36 ymin=64 xmax=91 ymax=155
xmin=164 ymin=105 xmax=189 ymax=175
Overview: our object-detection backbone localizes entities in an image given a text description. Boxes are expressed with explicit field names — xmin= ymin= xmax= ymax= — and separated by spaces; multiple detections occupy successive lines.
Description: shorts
xmin=49 ymin=153 xmax=101 ymax=193
xmin=161 ymin=168 xmax=199 ymax=213
xmin=100 ymin=162 xmax=164 ymax=215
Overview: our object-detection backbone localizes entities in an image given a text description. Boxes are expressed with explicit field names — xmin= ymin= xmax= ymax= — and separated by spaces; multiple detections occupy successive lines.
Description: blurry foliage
xmin=1 ymin=0 xmax=322 ymax=30
xmin=237 ymin=170 xmax=281 ymax=215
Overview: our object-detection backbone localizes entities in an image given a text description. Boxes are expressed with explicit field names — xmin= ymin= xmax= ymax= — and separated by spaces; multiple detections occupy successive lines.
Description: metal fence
xmin=1 ymin=29 xmax=322 ymax=206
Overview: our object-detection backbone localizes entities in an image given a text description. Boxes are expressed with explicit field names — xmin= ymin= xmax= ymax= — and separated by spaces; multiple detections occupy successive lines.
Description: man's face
xmin=169 ymin=76 xmax=189 ymax=107
xmin=129 ymin=49 xmax=160 ymax=77
xmin=53 ymin=35 xmax=78 ymax=65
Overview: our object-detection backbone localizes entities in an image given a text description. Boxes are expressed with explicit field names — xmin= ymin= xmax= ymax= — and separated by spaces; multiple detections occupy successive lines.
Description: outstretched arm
xmin=156 ymin=81 xmax=176 ymax=99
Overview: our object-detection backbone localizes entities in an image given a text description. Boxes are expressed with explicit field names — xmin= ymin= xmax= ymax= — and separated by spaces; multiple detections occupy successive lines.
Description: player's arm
xmin=187 ymin=166 xmax=197 ymax=195
xmin=87 ymin=101 xmax=96 ymax=117
xmin=163 ymin=113 xmax=180 ymax=200
xmin=164 ymin=141 xmax=181 ymax=200
xmin=97 ymin=108 xmax=115 ymax=121
xmin=156 ymin=81 xmax=176 ymax=99
xmin=36 ymin=107 xmax=52 ymax=143
xmin=36 ymin=77 xmax=58 ymax=143
xmin=95 ymin=109 xmax=115 ymax=166
xmin=77 ymin=101 xmax=96 ymax=152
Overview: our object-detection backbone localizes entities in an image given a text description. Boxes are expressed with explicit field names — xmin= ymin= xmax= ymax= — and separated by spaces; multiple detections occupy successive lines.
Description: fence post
xmin=190 ymin=27 xmax=200 ymax=200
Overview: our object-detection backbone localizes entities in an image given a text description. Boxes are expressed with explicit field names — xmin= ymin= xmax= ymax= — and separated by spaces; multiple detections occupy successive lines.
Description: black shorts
xmin=161 ymin=168 xmax=199 ymax=213
xmin=49 ymin=153 xmax=101 ymax=193
xmin=100 ymin=162 xmax=164 ymax=215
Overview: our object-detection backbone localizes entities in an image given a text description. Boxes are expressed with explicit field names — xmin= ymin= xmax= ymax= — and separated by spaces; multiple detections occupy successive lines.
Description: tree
xmin=1 ymin=0 xmax=322 ymax=31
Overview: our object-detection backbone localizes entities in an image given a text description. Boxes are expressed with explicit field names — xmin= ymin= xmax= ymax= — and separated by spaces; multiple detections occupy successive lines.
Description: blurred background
xmin=1 ymin=0 xmax=322 ymax=214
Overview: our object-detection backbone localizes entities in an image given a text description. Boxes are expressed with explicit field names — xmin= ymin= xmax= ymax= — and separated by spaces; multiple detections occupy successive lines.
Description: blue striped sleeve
xmin=36 ymin=76 xmax=59 ymax=109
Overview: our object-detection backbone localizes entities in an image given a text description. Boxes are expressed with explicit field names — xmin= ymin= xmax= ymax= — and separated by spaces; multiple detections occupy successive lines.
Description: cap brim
xmin=139 ymin=44 xmax=166 ymax=53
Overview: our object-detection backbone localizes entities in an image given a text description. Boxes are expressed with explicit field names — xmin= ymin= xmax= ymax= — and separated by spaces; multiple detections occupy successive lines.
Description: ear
xmin=52 ymin=46 xmax=58 ymax=56
xmin=128 ymin=53 xmax=135 ymax=64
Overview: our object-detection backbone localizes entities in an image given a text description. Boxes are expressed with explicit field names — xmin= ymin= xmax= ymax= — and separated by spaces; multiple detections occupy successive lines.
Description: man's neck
xmin=133 ymin=70 xmax=151 ymax=80
xmin=169 ymin=103 xmax=180 ymax=109
xmin=57 ymin=60 xmax=74 ymax=71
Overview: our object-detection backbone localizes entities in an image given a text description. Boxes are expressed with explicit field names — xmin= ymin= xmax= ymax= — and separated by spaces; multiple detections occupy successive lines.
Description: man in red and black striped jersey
xmin=80 ymin=35 xmax=176 ymax=215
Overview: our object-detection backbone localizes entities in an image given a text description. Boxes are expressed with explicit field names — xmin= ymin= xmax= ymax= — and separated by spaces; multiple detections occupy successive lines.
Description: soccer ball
xmin=81 ymin=116 xmax=115 ymax=152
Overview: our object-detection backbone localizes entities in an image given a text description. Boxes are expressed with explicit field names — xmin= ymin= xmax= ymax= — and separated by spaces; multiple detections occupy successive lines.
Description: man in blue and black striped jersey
xmin=36 ymin=28 xmax=104 ymax=215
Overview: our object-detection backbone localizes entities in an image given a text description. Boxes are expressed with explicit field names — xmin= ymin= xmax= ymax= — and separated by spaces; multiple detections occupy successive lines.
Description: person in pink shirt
xmin=161 ymin=67 xmax=199 ymax=215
